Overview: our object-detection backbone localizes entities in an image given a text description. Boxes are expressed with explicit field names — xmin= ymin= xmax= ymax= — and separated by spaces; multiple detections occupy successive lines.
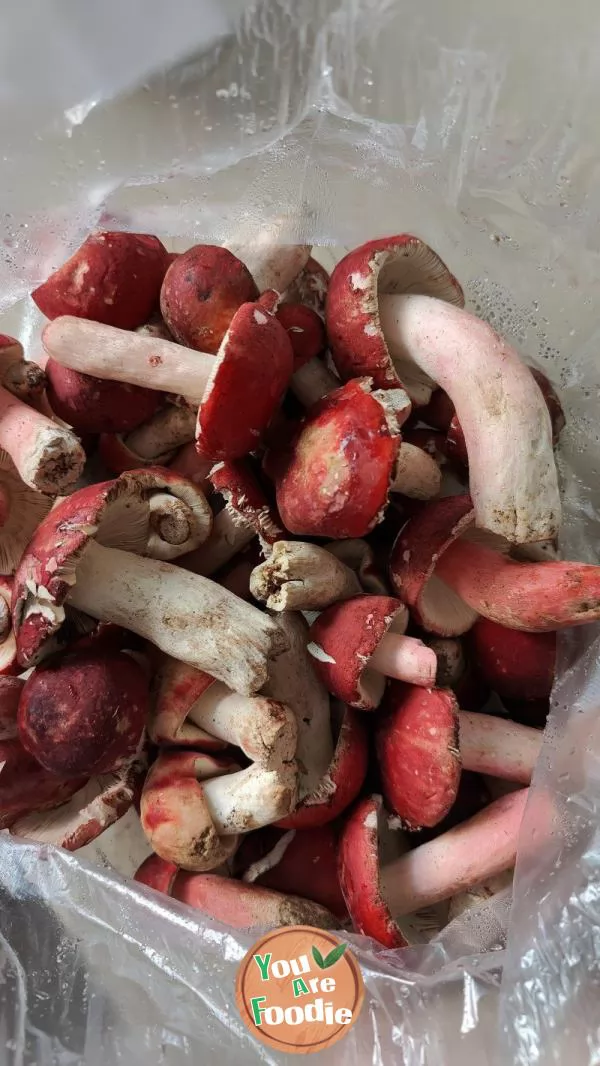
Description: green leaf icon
xmin=311 ymin=945 xmax=326 ymax=969
xmin=322 ymin=942 xmax=348 ymax=968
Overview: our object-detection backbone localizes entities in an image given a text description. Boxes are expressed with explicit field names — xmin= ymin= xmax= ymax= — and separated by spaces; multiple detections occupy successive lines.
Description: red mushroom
xmin=12 ymin=469 xmax=289 ymax=696
xmin=134 ymin=853 xmax=179 ymax=895
xmin=32 ymin=231 xmax=170 ymax=329
xmin=338 ymin=789 xmax=527 ymax=946
xmin=237 ymin=824 xmax=347 ymax=919
xmin=469 ymin=618 xmax=556 ymax=702
xmin=0 ymin=386 xmax=85 ymax=495
xmin=43 ymin=294 xmax=294 ymax=461
xmin=375 ymin=682 xmax=542 ymax=828
xmin=391 ymin=494 xmax=600 ymax=634
xmin=308 ymin=596 xmax=437 ymax=710
xmin=0 ymin=734 xmax=87 ymax=829
xmin=18 ymin=646 xmax=149 ymax=778
xmin=45 ymin=359 xmax=161 ymax=435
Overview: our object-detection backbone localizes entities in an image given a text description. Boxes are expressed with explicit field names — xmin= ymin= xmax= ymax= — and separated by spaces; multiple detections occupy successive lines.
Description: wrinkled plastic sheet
xmin=2 ymin=0 xmax=600 ymax=1062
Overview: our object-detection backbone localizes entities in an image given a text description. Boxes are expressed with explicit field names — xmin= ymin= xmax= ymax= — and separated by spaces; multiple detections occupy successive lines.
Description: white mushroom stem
xmin=224 ymin=222 xmax=310 ymax=293
xmin=43 ymin=318 xmax=210 ymax=404
xmin=66 ymin=540 xmax=287 ymax=695
xmin=202 ymin=763 xmax=297 ymax=834
xmin=149 ymin=494 xmax=197 ymax=547
xmin=391 ymin=442 xmax=442 ymax=500
xmin=378 ymin=294 xmax=561 ymax=541
xmin=380 ymin=788 xmax=528 ymax=916
xmin=290 ymin=358 xmax=340 ymax=407
xmin=370 ymin=634 xmax=438 ymax=687
xmin=459 ymin=713 xmax=542 ymax=783
xmin=179 ymin=506 xmax=255 ymax=576
xmin=126 ymin=404 xmax=196 ymax=460
xmin=187 ymin=681 xmax=297 ymax=767
xmin=250 ymin=540 xmax=362 ymax=611
xmin=0 ymin=386 xmax=85 ymax=495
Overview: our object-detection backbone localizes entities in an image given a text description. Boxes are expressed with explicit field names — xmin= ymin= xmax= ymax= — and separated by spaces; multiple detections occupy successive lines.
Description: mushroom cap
xmin=283 ymin=256 xmax=330 ymax=317
xmin=271 ymin=378 xmax=403 ymax=539
xmin=209 ymin=459 xmax=283 ymax=545
xmin=376 ymin=682 xmax=461 ymax=829
xmin=0 ymin=736 xmax=87 ymax=828
xmin=327 ymin=235 xmax=463 ymax=392
xmin=276 ymin=303 xmax=327 ymax=369
xmin=195 ymin=298 xmax=294 ymax=461
xmin=134 ymin=853 xmax=179 ymax=895
xmin=469 ymin=618 xmax=556 ymax=701
xmin=308 ymin=595 xmax=409 ymax=711
xmin=160 ymin=244 xmax=258 ymax=354
xmin=99 ymin=431 xmax=177 ymax=474
xmin=140 ymin=750 xmax=240 ymax=871
xmin=171 ymin=872 xmax=338 ymax=930
xmin=277 ymin=704 xmax=368 ymax=829
xmin=338 ymin=794 xmax=408 ymax=948
xmin=0 ymin=577 xmax=18 ymax=674
xmin=32 ymin=231 xmax=170 ymax=329
xmin=148 ymin=656 xmax=227 ymax=750
xmin=18 ymin=646 xmax=149 ymax=778
xmin=8 ymin=749 xmax=147 ymax=849
xmin=0 ymin=450 xmax=53 ymax=576
xmin=389 ymin=494 xmax=479 ymax=635
xmin=0 ymin=674 xmax=23 ymax=737
xmin=46 ymin=359 xmax=161 ymax=434
xmin=12 ymin=467 xmax=213 ymax=668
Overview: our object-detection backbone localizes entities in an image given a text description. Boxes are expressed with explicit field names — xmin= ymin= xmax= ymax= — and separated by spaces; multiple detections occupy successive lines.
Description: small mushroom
xmin=0 ymin=334 xmax=47 ymax=402
xmin=140 ymin=749 xmax=297 ymax=871
xmin=43 ymin=295 xmax=294 ymax=461
xmin=99 ymin=404 xmax=197 ymax=473
xmin=469 ymin=618 xmax=556 ymax=702
xmin=172 ymin=873 xmax=338 ymax=930
xmin=391 ymin=494 xmax=600 ymax=634
xmin=308 ymin=596 xmax=438 ymax=711
xmin=32 ymin=231 xmax=170 ymax=329
xmin=0 ymin=385 xmax=85 ymax=495
xmin=275 ymin=302 xmax=337 ymax=408
xmin=250 ymin=540 xmax=362 ymax=612
xmin=338 ymin=789 xmax=527 ymax=946
xmin=375 ymin=682 xmax=542 ymax=828
xmin=0 ymin=451 xmax=53 ymax=574
xmin=12 ymin=469 xmax=288 ymax=695
xmin=45 ymin=359 xmax=162 ymax=435
xmin=18 ymin=646 xmax=149 ymax=778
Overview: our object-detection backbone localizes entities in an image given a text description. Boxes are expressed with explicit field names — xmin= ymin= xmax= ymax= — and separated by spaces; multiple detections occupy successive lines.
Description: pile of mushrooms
xmin=0 ymin=226 xmax=591 ymax=943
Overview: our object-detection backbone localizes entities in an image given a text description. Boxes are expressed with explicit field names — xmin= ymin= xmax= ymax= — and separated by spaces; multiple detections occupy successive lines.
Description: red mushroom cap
xmin=276 ymin=303 xmax=327 ymax=369
xmin=277 ymin=704 xmax=368 ymax=829
xmin=327 ymin=235 xmax=463 ymax=391
xmin=283 ymin=256 xmax=330 ymax=317
xmin=195 ymin=299 xmax=294 ymax=461
xmin=308 ymin=595 xmax=409 ymax=711
xmin=0 ymin=736 xmax=87 ymax=828
xmin=271 ymin=378 xmax=402 ymax=539
xmin=338 ymin=794 xmax=408 ymax=948
xmin=32 ymin=232 xmax=170 ymax=329
xmin=160 ymin=245 xmax=258 ymax=354
xmin=376 ymin=682 xmax=461 ymax=829
xmin=209 ymin=459 xmax=283 ymax=545
xmin=18 ymin=646 xmax=149 ymax=778
xmin=469 ymin=618 xmax=556 ymax=701
xmin=134 ymin=853 xmax=179 ymax=895
xmin=45 ymin=359 xmax=161 ymax=435
xmin=148 ymin=657 xmax=227 ymax=751
xmin=0 ymin=674 xmax=23 ymax=738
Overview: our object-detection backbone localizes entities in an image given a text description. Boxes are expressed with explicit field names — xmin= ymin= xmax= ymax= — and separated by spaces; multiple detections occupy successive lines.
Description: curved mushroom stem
xmin=126 ymin=404 xmax=196 ymax=459
xmin=179 ymin=507 xmax=255 ymax=577
xmin=377 ymin=294 xmax=560 ymax=542
xmin=0 ymin=386 xmax=85 ymax=495
xmin=370 ymin=633 xmax=438 ymax=687
xmin=391 ymin=443 xmax=442 ymax=500
xmin=250 ymin=540 xmax=362 ymax=611
xmin=0 ymin=596 xmax=10 ymax=641
xmin=435 ymin=538 xmax=600 ymax=631
xmin=459 ymin=712 xmax=541 ymax=783
xmin=187 ymin=681 xmax=297 ymax=767
xmin=43 ymin=318 xmax=210 ymax=403
xmin=380 ymin=788 xmax=527 ymax=916
xmin=66 ymin=540 xmax=287 ymax=695
xmin=290 ymin=358 xmax=340 ymax=407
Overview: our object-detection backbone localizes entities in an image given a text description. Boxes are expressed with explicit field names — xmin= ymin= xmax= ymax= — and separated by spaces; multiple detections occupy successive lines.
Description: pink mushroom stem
xmin=459 ymin=712 xmax=542 ymax=783
xmin=370 ymin=633 xmax=438 ymax=686
xmin=0 ymin=385 xmax=84 ymax=494
xmin=380 ymin=788 xmax=527 ymax=916
xmin=435 ymin=538 xmax=600 ymax=631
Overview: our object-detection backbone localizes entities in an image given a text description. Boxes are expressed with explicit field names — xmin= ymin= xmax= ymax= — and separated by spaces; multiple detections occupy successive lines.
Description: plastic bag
xmin=2 ymin=0 xmax=600 ymax=1062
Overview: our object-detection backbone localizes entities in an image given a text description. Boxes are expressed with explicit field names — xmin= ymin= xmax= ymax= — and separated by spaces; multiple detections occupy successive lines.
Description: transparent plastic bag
xmin=1 ymin=0 xmax=600 ymax=1062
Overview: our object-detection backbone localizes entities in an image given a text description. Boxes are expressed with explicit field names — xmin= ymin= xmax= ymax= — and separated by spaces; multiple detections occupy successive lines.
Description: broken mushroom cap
xmin=32 ymin=231 xmax=170 ymax=329
xmin=327 ymin=235 xmax=463 ymax=401
xmin=172 ymin=873 xmax=338 ymax=931
xmin=0 ymin=452 xmax=53 ymax=575
xmin=270 ymin=378 xmax=406 ymax=539
xmin=45 ymin=359 xmax=162 ymax=435
xmin=209 ymin=459 xmax=283 ymax=547
xmin=275 ymin=304 xmax=327 ymax=369
xmin=160 ymin=244 xmax=258 ymax=354
xmin=308 ymin=595 xmax=437 ymax=710
xmin=277 ymin=703 xmax=368 ymax=829
xmin=283 ymin=256 xmax=330 ymax=317
xmin=12 ymin=467 xmax=213 ymax=667
xmin=249 ymin=540 xmax=362 ymax=612
xmin=134 ymin=853 xmax=179 ymax=895
xmin=18 ymin=646 xmax=149 ymax=778
xmin=8 ymin=749 xmax=148 ymax=850
xmin=469 ymin=618 xmax=556 ymax=701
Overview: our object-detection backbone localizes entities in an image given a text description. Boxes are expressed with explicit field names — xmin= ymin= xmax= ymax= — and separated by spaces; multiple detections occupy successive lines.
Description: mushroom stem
xmin=0 ymin=385 xmax=85 ymax=495
xmin=126 ymin=404 xmax=196 ymax=459
xmin=224 ymin=226 xmax=310 ymax=293
xmin=0 ymin=596 xmax=10 ymax=641
xmin=435 ymin=538 xmax=600 ymax=631
xmin=459 ymin=712 xmax=541 ymax=783
xmin=187 ymin=681 xmax=297 ymax=766
xmin=43 ymin=317 xmax=210 ymax=403
xmin=202 ymin=763 xmax=297 ymax=833
xmin=66 ymin=540 xmax=287 ymax=694
xmin=390 ymin=443 xmax=442 ymax=500
xmin=370 ymin=634 xmax=438 ymax=687
xmin=250 ymin=540 xmax=362 ymax=611
xmin=377 ymin=294 xmax=560 ymax=542
xmin=172 ymin=873 xmax=337 ymax=930
xmin=380 ymin=788 xmax=527 ymax=916
xmin=149 ymin=494 xmax=197 ymax=546
xmin=290 ymin=358 xmax=340 ymax=407
xmin=179 ymin=507 xmax=255 ymax=576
